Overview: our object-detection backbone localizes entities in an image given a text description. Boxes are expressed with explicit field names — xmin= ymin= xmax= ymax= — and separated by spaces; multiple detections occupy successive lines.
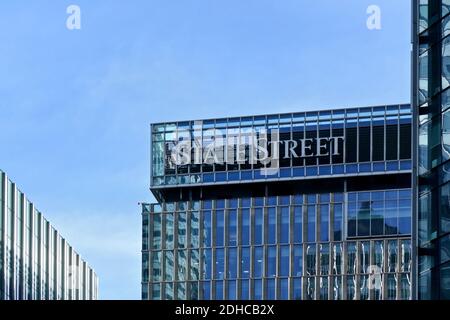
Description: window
xmin=227 ymin=209 xmax=237 ymax=246
xmin=241 ymin=247 xmax=250 ymax=279
xmin=333 ymin=203 xmax=343 ymax=241
xmin=267 ymin=246 xmax=277 ymax=277
xmin=177 ymin=212 xmax=187 ymax=248
xmin=267 ymin=207 xmax=276 ymax=244
xmin=253 ymin=247 xmax=263 ymax=278
xmin=307 ymin=205 xmax=316 ymax=242
xmin=306 ymin=244 xmax=316 ymax=276
xmin=294 ymin=206 xmax=302 ymax=243
xmin=241 ymin=209 xmax=250 ymax=245
xmin=215 ymin=210 xmax=224 ymax=247
xmin=280 ymin=246 xmax=290 ymax=277
xmin=254 ymin=208 xmax=263 ymax=245
xmin=265 ymin=279 xmax=276 ymax=300
xmin=165 ymin=213 xmax=174 ymax=249
xmin=293 ymin=245 xmax=303 ymax=276
xmin=320 ymin=205 xmax=329 ymax=242
xmin=280 ymin=207 xmax=290 ymax=243
xmin=240 ymin=279 xmax=249 ymax=300
xmin=202 ymin=210 xmax=212 ymax=247
xmin=202 ymin=248 xmax=212 ymax=280
xmin=227 ymin=247 xmax=237 ymax=279
xmin=215 ymin=248 xmax=224 ymax=279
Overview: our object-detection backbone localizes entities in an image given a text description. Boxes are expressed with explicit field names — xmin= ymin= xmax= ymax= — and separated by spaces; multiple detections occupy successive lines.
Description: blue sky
xmin=0 ymin=1 xmax=410 ymax=299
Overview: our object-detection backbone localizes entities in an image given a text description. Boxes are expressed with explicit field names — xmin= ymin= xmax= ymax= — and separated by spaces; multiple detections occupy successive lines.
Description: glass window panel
xmin=215 ymin=248 xmax=224 ymax=279
xmin=241 ymin=209 xmax=250 ymax=245
xmin=177 ymin=250 xmax=187 ymax=281
xmin=307 ymin=205 xmax=316 ymax=242
xmin=215 ymin=280 xmax=223 ymax=300
xmin=387 ymin=274 xmax=397 ymax=300
xmin=360 ymin=242 xmax=370 ymax=274
xmin=240 ymin=279 xmax=250 ymax=300
xmin=319 ymin=277 xmax=328 ymax=300
xmin=293 ymin=245 xmax=303 ymax=276
xmin=280 ymin=207 xmax=290 ymax=244
xmin=177 ymin=212 xmax=187 ymax=248
xmin=165 ymin=283 xmax=174 ymax=300
xmin=360 ymin=275 xmax=369 ymax=300
xmin=227 ymin=209 xmax=237 ymax=246
xmin=267 ymin=246 xmax=277 ymax=277
xmin=332 ymin=243 xmax=343 ymax=275
xmin=165 ymin=213 xmax=174 ymax=249
xmin=306 ymin=244 xmax=316 ymax=276
xmin=305 ymin=277 xmax=315 ymax=300
xmin=267 ymin=207 xmax=276 ymax=244
xmin=190 ymin=249 xmax=200 ymax=280
xmin=265 ymin=279 xmax=276 ymax=300
xmin=151 ymin=252 xmax=162 ymax=281
xmin=333 ymin=203 xmax=343 ymax=241
xmin=164 ymin=251 xmax=174 ymax=281
xmin=253 ymin=279 xmax=262 ymax=300
xmin=280 ymin=246 xmax=290 ymax=277
xmin=293 ymin=277 xmax=302 ymax=300
xmin=215 ymin=210 xmax=224 ymax=247
xmin=227 ymin=247 xmax=237 ymax=279
xmin=202 ymin=248 xmax=212 ymax=280
xmin=201 ymin=281 xmax=211 ymax=300
xmin=190 ymin=211 xmax=200 ymax=248
xmin=332 ymin=276 xmax=342 ymax=300
xmin=294 ymin=206 xmax=302 ymax=243
xmin=279 ymin=278 xmax=289 ymax=300
xmin=401 ymin=240 xmax=412 ymax=273
xmin=253 ymin=247 xmax=263 ymax=278
xmin=177 ymin=282 xmax=186 ymax=300
xmin=202 ymin=210 xmax=212 ymax=247
xmin=254 ymin=208 xmax=263 ymax=245
xmin=347 ymin=275 xmax=356 ymax=300
xmin=400 ymin=273 xmax=411 ymax=300
xmin=227 ymin=280 xmax=236 ymax=300
xmin=152 ymin=213 xmax=162 ymax=249
xmin=388 ymin=240 xmax=398 ymax=273
xmin=347 ymin=243 xmax=357 ymax=274
xmin=241 ymin=247 xmax=250 ymax=279
xmin=320 ymin=205 xmax=329 ymax=242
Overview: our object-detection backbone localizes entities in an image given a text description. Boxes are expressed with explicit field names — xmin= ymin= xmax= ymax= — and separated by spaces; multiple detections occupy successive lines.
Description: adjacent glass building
xmin=0 ymin=170 xmax=98 ymax=300
xmin=142 ymin=104 xmax=413 ymax=300
xmin=413 ymin=0 xmax=450 ymax=300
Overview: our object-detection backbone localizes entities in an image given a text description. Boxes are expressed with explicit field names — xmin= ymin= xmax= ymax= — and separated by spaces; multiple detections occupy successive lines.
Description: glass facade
xmin=151 ymin=105 xmax=411 ymax=189
xmin=413 ymin=0 xmax=450 ymax=300
xmin=142 ymin=193 xmax=412 ymax=300
xmin=144 ymin=105 xmax=412 ymax=300
xmin=0 ymin=170 xmax=98 ymax=300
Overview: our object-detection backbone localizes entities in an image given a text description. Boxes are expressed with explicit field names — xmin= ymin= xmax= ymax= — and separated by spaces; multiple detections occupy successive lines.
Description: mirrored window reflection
xmin=293 ymin=278 xmax=302 ymax=300
xmin=177 ymin=250 xmax=187 ymax=281
xmin=177 ymin=212 xmax=187 ymax=248
xmin=347 ymin=243 xmax=357 ymax=275
xmin=267 ymin=246 xmax=277 ymax=277
xmin=333 ymin=243 xmax=343 ymax=275
xmin=333 ymin=276 xmax=342 ymax=300
xmin=165 ymin=213 xmax=174 ymax=249
xmin=333 ymin=203 xmax=343 ymax=241
xmin=190 ymin=249 xmax=200 ymax=280
xmin=215 ymin=280 xmax=223 ymax=300
xmin=306 ymin=244 xmax=316 ymax=276
xmin=319 ymin=277 xmax=328 ymax=300
xmin=293 ymin=245 xmax=303 ymax=277
xmin=307 ymin=205 xmax=316 ymax=242
xmin=202 ymin=210 xmax=212 ymax=247
xmin=190 ymin=211 xmax=200 ymax=248
xmin=305 ymin=277 xmax=315 ymax=300
xmin=347 ymin=275 xmax=356 ymax=300
xmin=202 ymin=281 xmax=211 ymax=300
xmin=164 ymin=251 xmax=174 ymax=281
xmin=202 ymin=248 xmax=212 ymax=280
xmin=320 ymin=244 xmax=329 ymax=276
xmin=387 ymin=274 xmax=397 ymax=300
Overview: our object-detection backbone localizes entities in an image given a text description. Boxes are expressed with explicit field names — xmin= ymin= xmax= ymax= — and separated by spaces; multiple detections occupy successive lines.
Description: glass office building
xmin=142 ymin=104 xmax=413 ymax=300
xmin=0 ymin=170 xmax=98 ymax=300
xmin=413 ymin=0 xmax=450 ymax=300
